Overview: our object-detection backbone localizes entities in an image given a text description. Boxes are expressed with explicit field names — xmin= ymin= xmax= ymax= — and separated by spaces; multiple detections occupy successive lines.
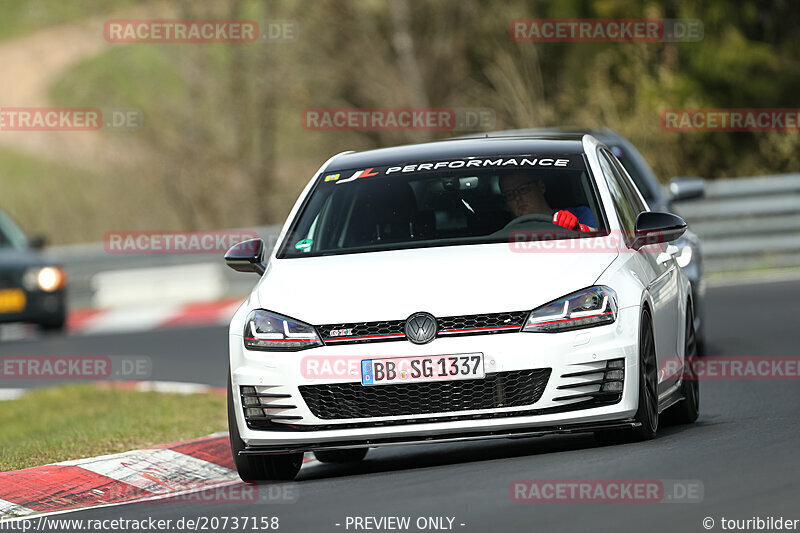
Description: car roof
xmin=474 ymin=128 xmax=666 ymax=204
xmin=455 ymin=127 xmax=622 ymax=143
xmin=324 ymin=136 xmax=586 ymax=172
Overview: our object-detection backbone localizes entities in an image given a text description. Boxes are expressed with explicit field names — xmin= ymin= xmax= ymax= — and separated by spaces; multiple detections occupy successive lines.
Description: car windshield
xmin=0 ymin=210 xmax=29 ymax=250
xmin=278 ymin=154 xmax=606 ymax=258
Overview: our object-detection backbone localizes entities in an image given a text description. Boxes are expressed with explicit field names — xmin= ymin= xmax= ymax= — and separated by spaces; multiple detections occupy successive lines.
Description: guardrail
xmin=42 ymin=174 xmax=800 ymax=310
xmin=43 ymin=225 xmax=283 ymax=310
xmin=672 ymin=174 xmax=800 ymax=274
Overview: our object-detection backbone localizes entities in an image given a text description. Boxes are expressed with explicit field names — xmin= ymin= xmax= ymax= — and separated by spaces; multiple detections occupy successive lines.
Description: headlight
xmin=22 ymin=267 xmax=66 ymax=292
xmin=523 ymin=286 xmax=618 ymax=333
xmin=243 ymin=309 xmax=322 ymax=351
xmin=675 ymin=244 xmax=693 ymax=268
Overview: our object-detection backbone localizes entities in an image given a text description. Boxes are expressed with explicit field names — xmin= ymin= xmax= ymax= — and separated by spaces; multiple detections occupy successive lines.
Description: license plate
xmin=0 ymin=289 xmax=26 ymax=314
xmin=361 ymin=353 xmax=485 ymax=386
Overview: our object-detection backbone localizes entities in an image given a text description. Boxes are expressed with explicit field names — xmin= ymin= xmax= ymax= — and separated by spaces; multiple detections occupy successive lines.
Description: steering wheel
xmin=502 ymin=213 xmax=557 ymax=230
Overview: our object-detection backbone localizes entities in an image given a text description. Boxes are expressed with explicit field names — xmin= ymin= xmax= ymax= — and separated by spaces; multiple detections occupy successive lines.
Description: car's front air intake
xmin=552 ymin=358 xmax=625 ymax=407
xmin=299 ymin=369 xmax=551 ymax=420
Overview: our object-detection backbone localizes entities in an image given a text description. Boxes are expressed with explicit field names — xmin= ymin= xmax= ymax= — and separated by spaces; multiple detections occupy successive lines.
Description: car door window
xmin=610 ymin=156 xmax=649 ymax=215
xmin=597 ymin=149 xmax=637 ymax=242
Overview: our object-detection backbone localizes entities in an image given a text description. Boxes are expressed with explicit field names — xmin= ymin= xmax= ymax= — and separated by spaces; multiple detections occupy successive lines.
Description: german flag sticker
xmin=324 ymin=173 xmax=340 ymax=182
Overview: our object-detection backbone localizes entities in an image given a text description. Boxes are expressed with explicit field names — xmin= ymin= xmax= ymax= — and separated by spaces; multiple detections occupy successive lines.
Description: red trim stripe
xmin=244 ymin=337 xmax=318 ymax=342
xmin=439 ymin=325 xmax=521 ymax=334
xmin=324 ymin=333 xmax=406 ymax=341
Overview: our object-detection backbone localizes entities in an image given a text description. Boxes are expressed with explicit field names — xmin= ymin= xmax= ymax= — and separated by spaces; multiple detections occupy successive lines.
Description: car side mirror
xmin=28 ymin=235 xmax=47 ymax=250
xmin=632 ymin=212 xmax=687 ymax=250
xmin=224 ymin=238 xmax=266 ymax=275
xmin=669 ymin=177 xmax=705 ymax=202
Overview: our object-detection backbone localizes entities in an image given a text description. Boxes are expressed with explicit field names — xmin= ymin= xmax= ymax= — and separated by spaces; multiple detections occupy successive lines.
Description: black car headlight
xmin=243 ymin=309 xmax=322 ymax=351
xmin=523 ymin=286 xmax=618 ymax=333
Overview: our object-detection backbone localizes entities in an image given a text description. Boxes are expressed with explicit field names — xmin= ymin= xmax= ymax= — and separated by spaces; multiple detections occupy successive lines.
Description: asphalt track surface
xmin=4 ymin=278 xmax=800 ymax=532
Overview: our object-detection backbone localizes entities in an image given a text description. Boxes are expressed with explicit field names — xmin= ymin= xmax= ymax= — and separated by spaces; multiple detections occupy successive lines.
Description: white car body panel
xmin=227 ymin=134 xmax=692 ymax=451
xmin=253 ymin=244 xmax=618 ymax=324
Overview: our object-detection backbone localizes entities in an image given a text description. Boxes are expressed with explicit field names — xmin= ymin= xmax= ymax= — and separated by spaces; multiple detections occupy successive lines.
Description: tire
xmin=313 ymin=449 xmax=368 ymax=463
xmin=38 ymin=317 xmax=66 ymax=333
xmin=595 ymin=308 xmax=658 ymax=444
xmin=227 ymin=372 xmax=303 ymax=481
xmin=664 ymin=303 xmax=700 ymax=424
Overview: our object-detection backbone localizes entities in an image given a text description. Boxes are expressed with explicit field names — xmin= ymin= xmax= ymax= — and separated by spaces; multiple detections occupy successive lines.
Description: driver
xmin=499 ymin=172 xmax=596 ymax=231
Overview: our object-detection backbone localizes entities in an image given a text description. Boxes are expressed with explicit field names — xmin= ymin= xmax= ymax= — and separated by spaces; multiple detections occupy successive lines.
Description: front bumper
xmin=240 ymin=419 xmax=641 ymax=455
xmin=229 ymin=306 xmax=641 ymax=452
xmin=0 ymin=287 xmax=66 ymax=325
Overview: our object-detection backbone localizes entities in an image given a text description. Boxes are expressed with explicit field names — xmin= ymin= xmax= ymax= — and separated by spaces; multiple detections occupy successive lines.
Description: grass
xmin=0 ymin=384 xmax=227 ymax=472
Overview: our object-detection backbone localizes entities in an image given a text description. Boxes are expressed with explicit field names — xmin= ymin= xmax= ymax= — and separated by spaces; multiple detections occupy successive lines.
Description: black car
xmin=459 ymin=128 xmax=707 ymax=353
xmin=0 ymin=209 xmax=67 ymax=332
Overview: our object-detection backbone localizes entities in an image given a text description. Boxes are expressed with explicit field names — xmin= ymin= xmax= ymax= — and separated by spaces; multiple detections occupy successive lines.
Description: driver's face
xmin=499 ymin=174 xmax=549 ymax=217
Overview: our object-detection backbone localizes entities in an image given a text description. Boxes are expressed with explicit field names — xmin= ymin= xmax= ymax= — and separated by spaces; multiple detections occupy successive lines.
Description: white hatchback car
xmin=224 ymin=134 xmax=699 ymax=481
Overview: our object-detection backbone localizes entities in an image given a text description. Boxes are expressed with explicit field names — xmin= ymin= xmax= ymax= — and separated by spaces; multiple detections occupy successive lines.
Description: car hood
xmin=254 ymin=242 xmax=618 ymax=324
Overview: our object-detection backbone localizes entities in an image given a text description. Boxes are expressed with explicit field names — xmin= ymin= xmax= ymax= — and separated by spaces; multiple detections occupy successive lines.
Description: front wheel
xmin=38 ymin=316 xmax=66 ymax=333
xmin=227 ymin=373 xmax=302 ymax=481
xmin=595 ymin=309 xmax=658 ymax=444
xmin=664 ymin=303 xmax=700 ymax=424
xmin=630 ymin=308 xmax=659 ymax=439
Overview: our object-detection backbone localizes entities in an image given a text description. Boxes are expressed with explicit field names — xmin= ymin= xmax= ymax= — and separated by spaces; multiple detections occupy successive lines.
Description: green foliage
xmin=3 ymin=0 xmax=800 ymax=242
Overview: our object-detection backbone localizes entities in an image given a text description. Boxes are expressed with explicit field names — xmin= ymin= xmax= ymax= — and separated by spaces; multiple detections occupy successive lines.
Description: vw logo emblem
xmin=405 ymin=312 xmax=438 ymax=345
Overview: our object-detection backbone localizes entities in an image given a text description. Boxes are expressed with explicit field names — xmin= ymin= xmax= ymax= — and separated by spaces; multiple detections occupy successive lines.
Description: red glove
xmin=578 ymin=223 xmax=592 ymax=232
xmin=553 ymin=210 xmax=579 ymax=230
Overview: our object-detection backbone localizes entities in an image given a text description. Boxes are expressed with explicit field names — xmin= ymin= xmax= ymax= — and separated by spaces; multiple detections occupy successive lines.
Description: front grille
xmin=317 ymin=320 xmax=406 ymax=343
xmin=438 ymin=311 xmax=527 ymax=334
xmin=317 ymin=310 xmax=528 ymax=345
xmin=299 ymin=369 xmax=551 ymax=420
